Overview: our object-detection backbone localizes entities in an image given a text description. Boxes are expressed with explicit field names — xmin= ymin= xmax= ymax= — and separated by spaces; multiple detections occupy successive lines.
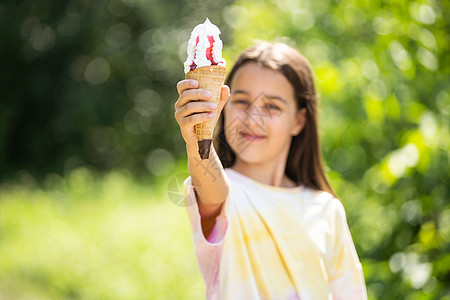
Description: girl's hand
xmin=174 ymin=79 xmax=230 ymax=148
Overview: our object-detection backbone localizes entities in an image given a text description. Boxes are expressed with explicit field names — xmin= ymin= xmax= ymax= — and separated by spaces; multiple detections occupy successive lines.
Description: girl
xmin=174 ymin=42 xmax=367 ymax=299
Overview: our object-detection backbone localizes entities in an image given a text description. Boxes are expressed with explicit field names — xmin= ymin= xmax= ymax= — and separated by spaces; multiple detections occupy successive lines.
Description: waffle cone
xmin=185 ymin=65 xmax=227 ymax=159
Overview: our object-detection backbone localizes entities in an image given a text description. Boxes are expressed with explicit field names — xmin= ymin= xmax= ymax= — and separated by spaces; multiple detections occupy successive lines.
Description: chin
xmin=233 ymin=145 xmax=267 ymax=164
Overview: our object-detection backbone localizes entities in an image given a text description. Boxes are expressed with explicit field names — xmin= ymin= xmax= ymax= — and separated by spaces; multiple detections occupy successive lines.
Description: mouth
xmin=240 ymin=131 xmax=266 ymax=141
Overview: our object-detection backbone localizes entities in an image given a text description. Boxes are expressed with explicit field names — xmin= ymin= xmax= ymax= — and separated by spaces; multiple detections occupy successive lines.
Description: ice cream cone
xmin=185 ymin=65 xmax=227 ymax=159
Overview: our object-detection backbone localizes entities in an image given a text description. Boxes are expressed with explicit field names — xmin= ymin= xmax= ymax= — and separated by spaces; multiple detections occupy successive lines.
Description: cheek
xmin=224 ymin=106 xmax=245 ymax=127
xmin=267 ymin=113 xmax=291 ymax=132
xmin=266 ymin=114 xmax=295 ymax=142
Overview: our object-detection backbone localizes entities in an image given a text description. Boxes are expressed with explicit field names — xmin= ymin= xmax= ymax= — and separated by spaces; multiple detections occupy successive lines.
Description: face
xmin=223 ymin=63 xmax=306 ymax=166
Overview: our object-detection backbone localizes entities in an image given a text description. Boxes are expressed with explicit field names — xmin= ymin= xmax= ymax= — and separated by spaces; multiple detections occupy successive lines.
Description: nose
xmin=243 ymin=103 xmax=267 ymax=130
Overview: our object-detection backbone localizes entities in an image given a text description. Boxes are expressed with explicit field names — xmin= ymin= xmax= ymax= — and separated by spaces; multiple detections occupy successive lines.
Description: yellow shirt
xmin=184 ymin=168 xmax=367 ymax=300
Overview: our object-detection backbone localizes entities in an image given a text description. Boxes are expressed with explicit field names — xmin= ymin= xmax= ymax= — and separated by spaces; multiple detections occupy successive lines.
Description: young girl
xmin=174 ymin=42 xmax=367 ymax=299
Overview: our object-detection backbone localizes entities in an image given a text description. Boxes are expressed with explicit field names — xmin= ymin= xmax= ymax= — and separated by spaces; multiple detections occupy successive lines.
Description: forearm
xmin=187 ymin=143 xmax=229 ymax=207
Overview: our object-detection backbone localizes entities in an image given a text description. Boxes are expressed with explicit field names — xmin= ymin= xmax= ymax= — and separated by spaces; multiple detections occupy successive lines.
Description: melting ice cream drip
xmin=184 ymin=18 xmax=226 ymax=74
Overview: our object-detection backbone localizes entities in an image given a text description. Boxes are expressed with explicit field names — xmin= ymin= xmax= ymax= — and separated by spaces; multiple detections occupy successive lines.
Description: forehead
xmin=230 ymin=63 xmax=295 ymax=101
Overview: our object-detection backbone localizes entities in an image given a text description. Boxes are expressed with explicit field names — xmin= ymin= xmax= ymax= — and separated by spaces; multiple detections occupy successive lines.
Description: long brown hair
xmin=214 ymin=41 xmax=334 ymax=195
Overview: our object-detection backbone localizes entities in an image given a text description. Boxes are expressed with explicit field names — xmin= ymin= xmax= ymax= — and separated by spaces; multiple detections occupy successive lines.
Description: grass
xmin=0 ymin=167 xmax=205 ymax=299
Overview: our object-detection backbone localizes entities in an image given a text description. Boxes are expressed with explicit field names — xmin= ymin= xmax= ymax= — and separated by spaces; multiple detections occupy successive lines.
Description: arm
xmin=175 ymin=79 xmax=231 ymax=238
xmin=187 ymin=144 xmax=229 ymax=238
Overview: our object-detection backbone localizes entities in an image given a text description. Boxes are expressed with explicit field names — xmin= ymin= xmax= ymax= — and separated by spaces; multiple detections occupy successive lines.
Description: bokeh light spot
xmin=291 ymin=8 xmax=315 ymax=31
xmin=146 ymin=149 xmax=175 ymax=177
xmin=106 ymin=23 xmax=131 ymax=48
xmin=84 ymin=58 xmax=111 ymax=85
xmin=389 ymin=252 xmax=406 ymax=273
xmin=416 ymin=47 xmax=438 ymax=71
xmin=418 ymin=5 xmax=435 ymax=25
xmin=389 ymin=41 xmax=412 ymax=70
xmin=361 ymin=59 xmax=380 ymax=80
xmin=223 ymin=5 xmax=249 ymax=29
xmin=401 ymin=200 xmax=422 ymax=225
xmin=387 ymin=144 xmax=419 ymax=178
xmin=29 ymin=25 xmax=55 ymax=52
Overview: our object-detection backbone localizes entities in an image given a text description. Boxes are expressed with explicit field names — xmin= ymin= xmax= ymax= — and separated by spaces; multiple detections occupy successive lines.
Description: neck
xmin=231 ymin=157 xmax=296 ymax=188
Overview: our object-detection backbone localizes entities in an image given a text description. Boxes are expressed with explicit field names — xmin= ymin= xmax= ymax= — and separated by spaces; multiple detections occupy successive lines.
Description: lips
xmin=240 ymin=131 xmax=266 ymax=141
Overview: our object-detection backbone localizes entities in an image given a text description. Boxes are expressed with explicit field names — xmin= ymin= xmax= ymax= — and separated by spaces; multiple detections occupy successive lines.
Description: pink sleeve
xmin=183 ymin=176 xmax=229 ymax=297
xmin=327 ymin=200 xmax=368 ymax=300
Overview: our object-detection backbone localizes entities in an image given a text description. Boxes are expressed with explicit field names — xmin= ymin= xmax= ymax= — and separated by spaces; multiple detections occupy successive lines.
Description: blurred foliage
xmin=1 ymin=0 xmax=449 ymax=299
xmin=0 ymin=167 xmax=205 ymax=299
xmin=0 ymin=0 xmax=232 ymax=180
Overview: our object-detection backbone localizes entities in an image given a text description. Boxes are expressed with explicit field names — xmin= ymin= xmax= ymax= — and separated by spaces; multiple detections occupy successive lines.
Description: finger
xmin=176 ymin=101 xmax=218 ymax=119
xmin=177 ymin=79 xmax=198 ymax=95
xmin=218 ymin=85 xmax=231 ymax=113
xmin=175 ymin=88 xmax=212 ymax=110
xmin=180 ymin=112 xmax=215 ymax=127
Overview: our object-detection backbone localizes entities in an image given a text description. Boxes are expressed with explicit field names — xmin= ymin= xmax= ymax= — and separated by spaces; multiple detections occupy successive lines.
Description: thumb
xmin=217 ymin=85 xmax=230 ymax=113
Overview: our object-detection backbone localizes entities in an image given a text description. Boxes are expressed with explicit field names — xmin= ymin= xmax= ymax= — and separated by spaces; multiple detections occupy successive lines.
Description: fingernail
xmin=209 ymin=103 xmax=217 ymax=109
xmin=191 ymin=81 xmax=197 ymax=87
xmin=204 ymin=91 xmax=211 ymax=98
xmin=208 ymin=112 xmax=214 ymax=117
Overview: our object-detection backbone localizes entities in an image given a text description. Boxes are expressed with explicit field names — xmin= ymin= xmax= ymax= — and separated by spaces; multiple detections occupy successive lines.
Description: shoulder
xmin=300 ymin=187 xmax=336 ymax=206
xmin=301 ymin=187 xmax=346 ymax=218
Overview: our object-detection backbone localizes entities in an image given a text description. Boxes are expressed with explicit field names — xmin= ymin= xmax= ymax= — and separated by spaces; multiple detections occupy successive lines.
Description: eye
xmin=263 ymin=103 xmax=280 ymax=110
xmin=233 ymin=99 xmax=248 ymax=105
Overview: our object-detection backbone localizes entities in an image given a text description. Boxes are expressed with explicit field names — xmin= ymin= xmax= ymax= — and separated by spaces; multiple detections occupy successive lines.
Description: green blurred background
xmin=0 ymin=0 xmax=448 ymax=299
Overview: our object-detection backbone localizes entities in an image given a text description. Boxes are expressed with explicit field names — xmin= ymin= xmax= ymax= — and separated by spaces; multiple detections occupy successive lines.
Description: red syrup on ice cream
xmin=190 ymin=35 xmax=218 ymax=71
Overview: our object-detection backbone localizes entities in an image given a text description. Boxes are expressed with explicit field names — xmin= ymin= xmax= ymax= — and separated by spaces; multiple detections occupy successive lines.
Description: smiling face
xmin=223 ymin=62 xmax=306 ymax=166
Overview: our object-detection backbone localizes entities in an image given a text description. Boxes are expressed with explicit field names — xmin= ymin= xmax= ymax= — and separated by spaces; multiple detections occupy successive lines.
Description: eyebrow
xmin=232 ymin=90 xmax=287 ymax=104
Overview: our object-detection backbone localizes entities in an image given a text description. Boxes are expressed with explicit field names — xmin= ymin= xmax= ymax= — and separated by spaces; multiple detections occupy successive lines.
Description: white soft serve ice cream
xmin=184 ymin=18 xmax=226 ymax=74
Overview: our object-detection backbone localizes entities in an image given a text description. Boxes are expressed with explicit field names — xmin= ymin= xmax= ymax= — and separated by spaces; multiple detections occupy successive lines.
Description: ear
xmin=291 ymin=108 xmax=307 ymax=136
